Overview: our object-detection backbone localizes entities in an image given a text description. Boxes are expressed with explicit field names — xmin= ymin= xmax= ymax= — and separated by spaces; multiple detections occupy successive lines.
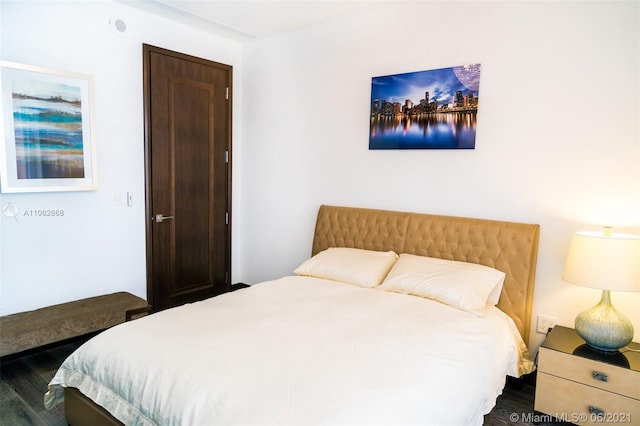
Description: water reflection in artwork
xmin=369 ymin=64 xmax=481 ymax=150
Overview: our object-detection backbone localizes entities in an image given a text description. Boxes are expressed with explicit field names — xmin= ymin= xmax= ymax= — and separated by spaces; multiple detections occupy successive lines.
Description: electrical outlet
xmin=537 ymin=315 xmax=557 ymax=334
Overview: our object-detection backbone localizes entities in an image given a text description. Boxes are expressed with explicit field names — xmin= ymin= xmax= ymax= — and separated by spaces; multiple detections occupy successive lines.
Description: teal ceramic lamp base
xmin=575 ymin=290 xmax=634 ymax=352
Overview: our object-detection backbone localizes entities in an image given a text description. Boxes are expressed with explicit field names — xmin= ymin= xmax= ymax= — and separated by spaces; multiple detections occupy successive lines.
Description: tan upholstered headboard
xmin=312 ymin=205 xmax=540 ymax=344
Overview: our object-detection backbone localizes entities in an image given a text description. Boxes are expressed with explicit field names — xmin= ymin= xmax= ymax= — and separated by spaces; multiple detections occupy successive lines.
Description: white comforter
xmin=46 ymin=276 xmax=533 ymax=425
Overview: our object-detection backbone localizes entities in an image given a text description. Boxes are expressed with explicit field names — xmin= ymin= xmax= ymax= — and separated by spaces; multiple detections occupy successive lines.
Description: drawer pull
xmin=592 ymin=371 xmax=608 ymax=382
xmin=589 ymin=406 xmax=606 ymax=416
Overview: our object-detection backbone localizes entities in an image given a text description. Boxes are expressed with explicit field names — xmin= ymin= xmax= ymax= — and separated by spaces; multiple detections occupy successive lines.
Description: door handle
xmin=155 ymin=214 xmax=174 ymax=223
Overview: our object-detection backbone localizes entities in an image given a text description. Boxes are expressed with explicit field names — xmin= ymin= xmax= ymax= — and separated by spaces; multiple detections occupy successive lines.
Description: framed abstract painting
xmin=369 ymin=64 xmax=481 ymax=150
xmin=0 ymin=61 xmax=97 ymax=192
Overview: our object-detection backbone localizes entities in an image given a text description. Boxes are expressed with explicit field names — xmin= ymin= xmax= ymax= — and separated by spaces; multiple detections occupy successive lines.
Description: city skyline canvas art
xmin=369 ymin=64 xmax=481 ymax=150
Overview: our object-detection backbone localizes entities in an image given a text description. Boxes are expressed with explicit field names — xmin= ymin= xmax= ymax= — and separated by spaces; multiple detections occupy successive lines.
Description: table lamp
xmin=562 ymin=228 xmax=640 ymax=352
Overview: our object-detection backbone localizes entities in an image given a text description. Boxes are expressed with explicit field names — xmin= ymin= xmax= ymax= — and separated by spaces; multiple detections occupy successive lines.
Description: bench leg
xmin=125 ymin=306 xmax=151 ymax=321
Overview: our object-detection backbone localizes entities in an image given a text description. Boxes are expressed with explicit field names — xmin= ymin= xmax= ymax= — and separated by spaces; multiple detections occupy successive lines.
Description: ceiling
xmin=118 ymin=0 xmax=392 ymax=42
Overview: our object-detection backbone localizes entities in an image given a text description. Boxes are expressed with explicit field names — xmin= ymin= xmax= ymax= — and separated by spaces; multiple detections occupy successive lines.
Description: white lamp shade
xmin=562 ymin=231 xmax=640 ymax=292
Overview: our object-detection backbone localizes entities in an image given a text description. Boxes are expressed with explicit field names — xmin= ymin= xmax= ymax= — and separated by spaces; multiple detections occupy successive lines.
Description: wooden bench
xmin=0 ymin=292 xmax=150 ymax=357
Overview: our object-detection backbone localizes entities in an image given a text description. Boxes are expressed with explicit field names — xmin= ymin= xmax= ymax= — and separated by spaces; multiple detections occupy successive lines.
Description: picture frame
xmin=0 ymin=61 xmax=97 ymax=192
xmin=369 ymin=64 xmax=481 ymax=150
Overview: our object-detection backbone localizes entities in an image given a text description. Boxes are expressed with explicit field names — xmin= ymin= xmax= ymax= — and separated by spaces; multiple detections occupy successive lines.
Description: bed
xmin=45 ymin=204 xmax=540 ymax=425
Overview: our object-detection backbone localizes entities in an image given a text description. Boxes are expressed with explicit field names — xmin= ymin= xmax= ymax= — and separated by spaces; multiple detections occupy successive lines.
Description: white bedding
xmin=46 ymin=276 xmax=533 ymax=425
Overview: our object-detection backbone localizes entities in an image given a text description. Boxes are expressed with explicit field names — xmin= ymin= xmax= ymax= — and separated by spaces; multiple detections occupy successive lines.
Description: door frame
xmin=142 ymin=44 xmax=232 ymax=310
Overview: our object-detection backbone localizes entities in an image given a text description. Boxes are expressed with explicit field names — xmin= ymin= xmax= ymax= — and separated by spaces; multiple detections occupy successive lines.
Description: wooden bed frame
xmin=63 ymin=204 xmax=540 ymax=425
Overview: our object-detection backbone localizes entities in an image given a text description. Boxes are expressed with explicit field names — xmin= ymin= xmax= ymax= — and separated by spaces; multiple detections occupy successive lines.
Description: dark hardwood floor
xmin=1 ymin=339 xmax=569 ymax=426
xmin=1 ymin=340 xmax=84 ymax=426
xmin=485 ymin=377 xmax=572 ymax=426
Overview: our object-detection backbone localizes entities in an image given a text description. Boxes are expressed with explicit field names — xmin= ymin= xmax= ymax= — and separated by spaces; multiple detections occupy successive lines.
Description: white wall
xmin=239 ymin=1 xmax=640 ymax=349
xmin=0 ymin=0 xmax=243 ymax=315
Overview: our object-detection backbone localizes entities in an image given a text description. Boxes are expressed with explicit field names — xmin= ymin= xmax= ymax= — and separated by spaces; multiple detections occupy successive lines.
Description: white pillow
xmin=294 ymin=247 xmax=399 ymax=288
xmin=378 ymin=254 xmax=506 ymax=316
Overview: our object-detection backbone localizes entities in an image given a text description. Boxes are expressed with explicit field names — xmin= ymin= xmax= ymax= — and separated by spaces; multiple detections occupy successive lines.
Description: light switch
xmin=114 ymin=192 xmax=125 ymax=207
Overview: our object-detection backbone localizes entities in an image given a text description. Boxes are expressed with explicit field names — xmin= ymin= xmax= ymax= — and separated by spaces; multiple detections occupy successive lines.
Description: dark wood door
xmin=143 ymin=44 xmax=231 ymax=311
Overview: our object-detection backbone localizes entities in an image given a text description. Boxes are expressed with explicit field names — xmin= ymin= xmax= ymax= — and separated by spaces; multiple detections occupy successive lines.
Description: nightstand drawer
xmin=535 ymin=373 xmax=640 ymax=425
xmin=538 ymin=347 xmax=640 ymax=399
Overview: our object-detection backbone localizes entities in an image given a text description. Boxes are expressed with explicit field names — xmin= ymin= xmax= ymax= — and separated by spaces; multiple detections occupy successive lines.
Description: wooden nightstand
xmin=535 ymin=325 xmax=640 ymax=425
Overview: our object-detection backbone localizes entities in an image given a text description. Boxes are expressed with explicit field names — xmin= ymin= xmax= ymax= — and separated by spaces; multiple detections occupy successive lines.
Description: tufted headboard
xmin=312 ymin=205 xmax=540 ymax=344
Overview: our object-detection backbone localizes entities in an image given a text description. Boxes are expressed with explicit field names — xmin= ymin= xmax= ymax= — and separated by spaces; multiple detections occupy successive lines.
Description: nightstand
xmin=534 ymin=325 xmax=640 ymax=425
